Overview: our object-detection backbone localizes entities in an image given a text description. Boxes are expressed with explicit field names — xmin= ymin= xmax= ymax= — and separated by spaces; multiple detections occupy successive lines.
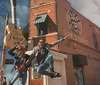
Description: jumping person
xmin=8 ymin=46 xmax=29 ymax=85
xmin=25 ymin=36 xmax=67 ymax=78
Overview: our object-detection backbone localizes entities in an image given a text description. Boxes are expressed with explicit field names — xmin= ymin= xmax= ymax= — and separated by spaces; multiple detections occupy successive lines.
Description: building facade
xmin=28 ymin=0 xmax=100 ymax=85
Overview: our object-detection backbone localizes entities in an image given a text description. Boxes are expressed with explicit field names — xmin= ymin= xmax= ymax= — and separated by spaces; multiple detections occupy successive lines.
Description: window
xmin=34 ymin=14 xmax=48 ymax=36
xmin=37 ymin=23 xmax=48 ymax=36
xmin=34 ymin=13 xmax=57 ymax=35
xmin=92 ymin=33 xmax=98 ymax=49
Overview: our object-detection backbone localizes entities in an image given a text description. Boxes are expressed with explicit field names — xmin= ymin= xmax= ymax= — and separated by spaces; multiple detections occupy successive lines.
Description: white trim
xmin=50 ymin=50 xmax=67 ymax=60
xmin=43 ymin=76 xmax=48 ymax=85
xmin=26 ymin=70 xmax=29 ymax=85
xmin=29 ymin=32 xmax=58 ymax=40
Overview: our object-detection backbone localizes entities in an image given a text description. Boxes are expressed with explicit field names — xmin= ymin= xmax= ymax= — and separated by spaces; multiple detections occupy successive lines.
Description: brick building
xmin=27 ymin=0 xmax=100 ymax=85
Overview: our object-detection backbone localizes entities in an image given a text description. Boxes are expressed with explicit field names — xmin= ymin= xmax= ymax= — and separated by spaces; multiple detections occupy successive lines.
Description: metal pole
xmin=1 ymin=13 xmax=9 ymax=66
xmin=0 ymin=13 xmax=9 ymax=85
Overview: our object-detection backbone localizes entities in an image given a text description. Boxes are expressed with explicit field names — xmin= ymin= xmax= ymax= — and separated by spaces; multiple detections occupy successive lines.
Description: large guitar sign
xmin=4 ymin=0 xmax=27 ymax=49
xmin=4 ymin=24 xmax=27 ymax=49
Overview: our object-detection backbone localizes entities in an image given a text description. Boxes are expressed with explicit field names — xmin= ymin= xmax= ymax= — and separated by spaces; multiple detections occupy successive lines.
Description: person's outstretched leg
xmin=9 ymin=71 xmax=19 ymax=85
xmin=47 ymin=55 xmax=54 ymax=72
xmin=37 ymin=62 xmax=53 ymax=77
xmin=37 ymin=55 xmax=61 ymax=78
xmin=21 ymin=70 xmax=27 ymax=85
xmin=47 ymin=55 xmax=61 ymax=78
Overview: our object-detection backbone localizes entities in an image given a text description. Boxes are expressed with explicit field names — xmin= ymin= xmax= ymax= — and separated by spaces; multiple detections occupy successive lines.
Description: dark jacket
xmin=25 ymin=37 xmax=65 ymax=66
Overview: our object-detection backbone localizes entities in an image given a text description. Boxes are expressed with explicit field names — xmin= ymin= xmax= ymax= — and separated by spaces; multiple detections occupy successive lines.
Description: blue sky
xmin=0 ymin=0 xmax=100 ymax=84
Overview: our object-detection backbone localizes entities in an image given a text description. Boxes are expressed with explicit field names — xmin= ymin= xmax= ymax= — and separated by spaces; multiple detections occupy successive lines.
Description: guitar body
xmin=4 ymin=24 xmax=27 ymax=49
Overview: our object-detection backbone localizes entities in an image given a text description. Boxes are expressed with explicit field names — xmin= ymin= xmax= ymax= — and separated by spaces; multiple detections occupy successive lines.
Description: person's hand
xmin=16 ymin=45 xmax=20 ymax=49
xmin=63 ymin=35 xmax=70 ymax=39
xmin=63 ymin=36 xmax=67 ymax=39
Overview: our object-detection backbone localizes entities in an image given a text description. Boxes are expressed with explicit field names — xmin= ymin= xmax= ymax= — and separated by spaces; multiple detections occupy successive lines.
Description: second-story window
xmin=92 ymin=33 xmax=98 ymax=49
xmin=37 ymin=23 xmax=48 ymax=36
xmin=34 ymin=13 xmax=48 ymax=36
xmin=34 ymin=13 xmax=57 ymax=36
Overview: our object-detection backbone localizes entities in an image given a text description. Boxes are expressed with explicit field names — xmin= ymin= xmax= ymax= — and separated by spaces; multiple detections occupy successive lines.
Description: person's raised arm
xmin=49 ymin=36 xmax=68 ymax=47
xmin=8 ymin=46 xmax=17 ymax=56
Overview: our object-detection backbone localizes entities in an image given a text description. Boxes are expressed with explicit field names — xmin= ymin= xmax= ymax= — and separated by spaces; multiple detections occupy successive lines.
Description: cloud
xmin=92 ymin=0 xmax=100 ymax=14
xmin=16 ymin=4 xmax=29 ymax=28
xmin=68 ymin=0 xmax=100 ymax=27
xmin=68 ymin=0 xmax=85 ymax=11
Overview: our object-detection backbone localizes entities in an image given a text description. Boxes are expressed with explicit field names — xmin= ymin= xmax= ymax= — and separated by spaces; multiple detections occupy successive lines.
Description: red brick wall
xmin=56 ymin=0 xmax=100 ymax=85
xmin=30 ymin=0 xmax=55 ymax=7
xmin=29 ymin=0 xmax=57 ymax=37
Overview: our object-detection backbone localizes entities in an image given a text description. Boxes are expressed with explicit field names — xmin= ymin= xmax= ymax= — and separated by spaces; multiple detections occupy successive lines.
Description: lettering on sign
xmin=67 ymin=10 xmax=82 ymax=35
xmin=63 ymin=28 xmax=88 ymax=46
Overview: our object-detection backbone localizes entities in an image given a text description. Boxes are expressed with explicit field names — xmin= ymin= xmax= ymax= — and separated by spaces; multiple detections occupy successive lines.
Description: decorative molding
xmin=67 ymin=10 xmax=82 ymax=35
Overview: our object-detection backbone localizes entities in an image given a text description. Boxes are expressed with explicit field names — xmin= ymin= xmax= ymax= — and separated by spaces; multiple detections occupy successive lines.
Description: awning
xmin=34 ymin=14 xmax=48 ymax=25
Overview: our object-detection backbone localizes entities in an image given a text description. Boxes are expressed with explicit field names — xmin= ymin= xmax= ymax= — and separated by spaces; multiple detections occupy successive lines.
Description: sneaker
xmin=8 ymin=83 xmax=13 ymax=85
xmin=50 ymin=72 xmax=61 ymax=78
xmin=7 ymin=80 xmax=13 ymax=85
xmin=9 ymin=83 xmax=13 ymax=85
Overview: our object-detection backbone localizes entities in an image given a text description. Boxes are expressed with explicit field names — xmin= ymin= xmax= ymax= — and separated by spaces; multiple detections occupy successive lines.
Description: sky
xmin=0 ymin=0 xmax=100 ymax=84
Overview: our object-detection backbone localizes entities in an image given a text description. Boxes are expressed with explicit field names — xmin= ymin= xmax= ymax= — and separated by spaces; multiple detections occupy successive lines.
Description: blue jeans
xmin=37 ymin=55 xmax=54 ymax=77
xmin=10 ymin=70 xmax=27 ymax=85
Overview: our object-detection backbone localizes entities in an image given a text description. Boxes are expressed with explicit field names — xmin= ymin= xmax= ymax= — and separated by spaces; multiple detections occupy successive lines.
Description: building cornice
xmin=29 ymin=1 xmax=56 ymax=10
